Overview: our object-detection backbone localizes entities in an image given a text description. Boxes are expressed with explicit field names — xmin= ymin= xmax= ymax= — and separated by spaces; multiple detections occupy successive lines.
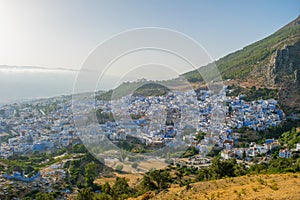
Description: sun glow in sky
xmin=0 ymin=0 xmax=299 ymax=71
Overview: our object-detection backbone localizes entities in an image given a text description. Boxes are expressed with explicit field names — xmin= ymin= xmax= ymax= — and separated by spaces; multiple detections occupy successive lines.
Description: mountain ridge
xmin=182 ymin=15 xmax=300 ymax=113
xmin=94 ymin=15 xmax=300 ymax=113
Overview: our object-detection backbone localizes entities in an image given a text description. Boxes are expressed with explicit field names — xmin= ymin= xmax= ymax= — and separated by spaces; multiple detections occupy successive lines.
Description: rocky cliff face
xmin=269 ymin=41 xmax=300 ymax=86
xmin=177 ymin=15 xmax=300 ymax=113
xmin=238 ymin=39 xmax=300 ymax=113
xmin=266 ymin=41 xmax=300 ymax=112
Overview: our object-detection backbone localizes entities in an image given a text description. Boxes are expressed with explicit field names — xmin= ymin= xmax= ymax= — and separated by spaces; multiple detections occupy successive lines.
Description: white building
xmin=278 ymin=149 xmax=292 ymax=158
xmin=296 ymin=143 xmax=300 ymax=151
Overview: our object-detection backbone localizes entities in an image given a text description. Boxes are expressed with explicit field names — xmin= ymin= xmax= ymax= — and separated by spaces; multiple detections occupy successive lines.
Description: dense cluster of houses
xmin=221 ymin=139 xmax=280 ymax=160
xmin=2 ymin=171 xmax=41 ymax=183
xmin=226 ymin=98 xmax=283 ymax=131
xmin=0 ymin=85 xmax=294 ymax=177
xmin=91 ymin=87 xmax=285 ymax=157
xmin=0 ymin=97 xmax=76 ymax=158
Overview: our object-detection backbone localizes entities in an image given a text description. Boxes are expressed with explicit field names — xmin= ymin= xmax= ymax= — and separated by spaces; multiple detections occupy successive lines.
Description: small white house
xmin=296 ymin=143 xmax=300 ymax=151
xmin=278 ymin=149 xmax=292 ymax=158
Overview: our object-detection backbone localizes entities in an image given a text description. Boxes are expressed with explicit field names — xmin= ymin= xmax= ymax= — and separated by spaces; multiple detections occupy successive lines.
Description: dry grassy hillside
xmin=130 ymin=173 xmax=300 ymax=200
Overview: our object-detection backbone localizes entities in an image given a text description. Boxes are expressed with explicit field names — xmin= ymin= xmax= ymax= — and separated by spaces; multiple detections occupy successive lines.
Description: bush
xmin=141 ymin=169 xmax=172 ymax=191
xmin=111 ymin=177 xmax=131 ymax=198
xmin=131 ymin=162 xmax=138 ymax=169
xmin=115 ymin=164 xmax=124 ymax=172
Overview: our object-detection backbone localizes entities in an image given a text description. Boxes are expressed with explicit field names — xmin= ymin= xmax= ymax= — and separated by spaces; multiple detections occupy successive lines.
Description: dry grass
xmin=94 ymin=172 xmax=143 ymax=187
xmin=137 ymin=159 xmax=166 ymax=171
xmin=130 ymin=173 xmax=300 ymax=200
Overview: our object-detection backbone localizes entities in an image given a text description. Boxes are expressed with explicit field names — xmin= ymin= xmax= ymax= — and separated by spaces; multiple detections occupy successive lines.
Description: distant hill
xmin=96 ymin=79 xmax=190 ymax=100
xmin=132 ymin=83 xmax=170 ymax=97
xmin=183 ymin=15 xmax=300 ymax=113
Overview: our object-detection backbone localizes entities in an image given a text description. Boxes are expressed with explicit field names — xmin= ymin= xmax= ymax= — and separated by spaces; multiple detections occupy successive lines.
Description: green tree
xmin=234 ymin=163 xmax=248 ymax=176
xmin=85 ymin=162 xmax=97 ymax=187
xmin=141 ymin=169 xmax=171 ymax=191
xmin=131 ymin=162 xmax=138 ymax=169
xmin=195 ymin=132 xmax=207 ymax=142
xmin=102 ymin=182 xmax=111 ymax=195
xmin=111 ymin=177 xmax=131 ymax=198
xmin=72 ymin=144 xmax=87 ymax=153
xmin=175 ymin=168 xmax=184 ymax=186
xmin=76 ymin=187 xmax=95 ymax=200
xmin=115 ymin=164 xmax=124 ymax=172
xmin=197 ymin=167 xmax=213 ymax=181
xmin=35 ymin=192 xmax=55 ymax=200
xmin=94 ymin=193 xmax=112 ymax=200
xmin=269 ymin=158 xmax=294 ymax=173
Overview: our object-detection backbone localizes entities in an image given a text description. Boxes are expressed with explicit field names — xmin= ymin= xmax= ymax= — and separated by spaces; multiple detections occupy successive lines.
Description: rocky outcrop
xmin=185 ymin=15 xmax=300 ymax=113
xmin=269 ymin=41 xmax=300 ymax=86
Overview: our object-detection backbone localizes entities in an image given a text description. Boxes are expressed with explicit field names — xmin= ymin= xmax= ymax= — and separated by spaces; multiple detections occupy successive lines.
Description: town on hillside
xmin=0 ymin=84 xmax=297 ymax=197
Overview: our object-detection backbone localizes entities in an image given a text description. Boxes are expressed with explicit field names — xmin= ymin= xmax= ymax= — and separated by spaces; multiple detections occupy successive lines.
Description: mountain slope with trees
xmin=183 ymin=15 xmax=300 ymax=113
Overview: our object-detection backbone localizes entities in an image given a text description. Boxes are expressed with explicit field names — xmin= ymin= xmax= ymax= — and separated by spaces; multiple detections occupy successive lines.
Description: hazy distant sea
xmin=0 ymin=66 xmax=171 ymax=106
xmin=0 ymin=69 xmax=78 ymax=106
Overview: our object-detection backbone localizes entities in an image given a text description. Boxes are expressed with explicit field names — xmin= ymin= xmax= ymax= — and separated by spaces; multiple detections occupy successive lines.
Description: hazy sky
xmin=0 ymin=0 xmax=299 ymax=70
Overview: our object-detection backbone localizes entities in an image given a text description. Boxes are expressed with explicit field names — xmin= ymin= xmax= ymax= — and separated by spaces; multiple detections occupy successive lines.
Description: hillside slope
xmin=183 ymin=15 xmax=300 ymax=113
xmin=97 ymin=16 xmax=300 ymax=113
xmin=131 ymin=173 xmax=300 ymax=200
